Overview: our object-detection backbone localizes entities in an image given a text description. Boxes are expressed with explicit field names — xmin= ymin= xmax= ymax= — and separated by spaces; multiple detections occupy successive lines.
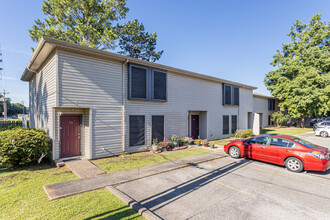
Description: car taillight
xmin=309 ymin=151 xmax=326 ymax=159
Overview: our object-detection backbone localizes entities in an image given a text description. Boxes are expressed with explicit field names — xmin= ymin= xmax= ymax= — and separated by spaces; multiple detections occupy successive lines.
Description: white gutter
xmin=122 ymin=59 xmax=129 ymax=152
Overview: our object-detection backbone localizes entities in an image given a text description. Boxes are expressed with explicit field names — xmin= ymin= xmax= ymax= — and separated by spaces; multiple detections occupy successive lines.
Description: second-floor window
xmin=268 ymin=99 xmax=275 ymax=110
xmin=128 ymin=64 xmax=167 ymax=101
xmin=223 ymin=84 xmax=239 ymax=106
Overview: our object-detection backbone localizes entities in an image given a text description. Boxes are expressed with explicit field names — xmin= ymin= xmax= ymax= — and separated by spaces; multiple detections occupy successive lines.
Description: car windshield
xmin=292 ymin=138 xmax=317 ymax=148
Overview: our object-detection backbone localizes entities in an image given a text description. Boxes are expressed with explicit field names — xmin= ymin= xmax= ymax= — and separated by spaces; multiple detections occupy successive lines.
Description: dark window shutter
xmin=231 ymin=115 xmax=237 ymax=133
xmin=223 ymin=115 xmax=229 ymax=135
xmin=224 ymin=85 xmax=232 ymax=105
xmin=152 ymin=116 xmax=164 ymax=142
xmin=233 ymin=87 xmax=239 ymax=105
xmin=129 ymin=116 xmax=145 ymax=146
xmin=268 ymin=115 xmax=271 ymax=126
xmin=153 ymin=71 xmax=166 ymax=100
xmin=131 ymin=66 xmax=147 ymax=99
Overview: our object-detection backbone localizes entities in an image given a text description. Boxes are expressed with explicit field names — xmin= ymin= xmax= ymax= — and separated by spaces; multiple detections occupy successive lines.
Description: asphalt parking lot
xmin=115 ymin=156 xmax=330 ymax=219
xmin=296 ymin=132 xmax=330 ymax=149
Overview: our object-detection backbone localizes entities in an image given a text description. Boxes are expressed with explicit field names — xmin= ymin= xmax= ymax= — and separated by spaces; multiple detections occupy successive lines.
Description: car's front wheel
xmin=320 ymin=131 xmax=328 ymax=138
xmin=285 ymin=157 xmax=304 ymax=173
xmin=229 ymin=146 xmax=241 ymax=159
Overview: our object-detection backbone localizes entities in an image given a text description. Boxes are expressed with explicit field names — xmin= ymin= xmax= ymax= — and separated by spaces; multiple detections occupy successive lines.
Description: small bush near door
xmin=0 ymin=127 xmax=50 ymax=167
xmin=234 ymin=129 xmax=254 ymax=138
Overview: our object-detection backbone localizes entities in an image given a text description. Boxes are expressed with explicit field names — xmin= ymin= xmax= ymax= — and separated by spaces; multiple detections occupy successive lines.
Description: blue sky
xmin=0 ymin=0 xmax=329 ymax=105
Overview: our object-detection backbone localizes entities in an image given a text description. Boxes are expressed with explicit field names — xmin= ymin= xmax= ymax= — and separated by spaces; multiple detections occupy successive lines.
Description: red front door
xmin=61 ymin=115 xmax=81 ymax=158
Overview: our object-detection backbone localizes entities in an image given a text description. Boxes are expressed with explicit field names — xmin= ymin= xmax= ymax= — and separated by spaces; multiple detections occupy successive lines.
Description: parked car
xmin=310 ymin=118 xmax=324 ymax=127
xmin=315 ymin=123 xmax=330 ymax=138
xmin=313 ymin=121 xmax=330 ymax=131
xmin=224 ymin=134 xmax=330 ymax=172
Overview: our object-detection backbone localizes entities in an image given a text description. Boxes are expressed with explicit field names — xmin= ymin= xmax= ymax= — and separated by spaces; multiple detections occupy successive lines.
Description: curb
xmin=107 ymin=186 xmax=162 ymax=220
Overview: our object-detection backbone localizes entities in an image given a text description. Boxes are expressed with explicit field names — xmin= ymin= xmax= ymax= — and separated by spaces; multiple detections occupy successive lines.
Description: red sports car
xmin=224 ymin=134 xmax=330 ymax=172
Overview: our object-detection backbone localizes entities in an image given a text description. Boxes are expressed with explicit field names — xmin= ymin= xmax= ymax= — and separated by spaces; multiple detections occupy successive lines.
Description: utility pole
xmin=1 ymin=89 xmax=9 ymax=120
xmin=21 ymin=100 xmax=25 ymax=115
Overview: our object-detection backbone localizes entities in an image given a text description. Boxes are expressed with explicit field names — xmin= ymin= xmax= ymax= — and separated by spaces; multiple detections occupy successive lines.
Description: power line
xmin=0 ymin=43 xmax=8 ymax=90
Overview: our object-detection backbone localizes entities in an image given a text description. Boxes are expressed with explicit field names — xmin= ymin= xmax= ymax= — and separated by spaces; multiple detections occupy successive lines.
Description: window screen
xmin=224 ymin=85 xmax=232 ymax=105
xmin=268 ymin=99 xmax=275 ymax=110
xmin=131 ymin=66 xmax=147 ymax=99
xmin=233 ymin=87 xmax=239 ymax=105
xmin=223 ymin=115 xmax=229 ymax=134
xmin=153 ymin=71 xmax=166 ymax=100
xmin=152 ymin=116 xmax=164 ymax=142
xmin=231 ymin=115 xmax=237 ymax=134
xmin=129 ymin=116 xmax=145 ymax=146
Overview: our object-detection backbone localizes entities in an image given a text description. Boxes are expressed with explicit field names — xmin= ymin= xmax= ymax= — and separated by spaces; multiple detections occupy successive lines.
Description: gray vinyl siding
xmin=29 ymin=75 xmax=37 ymax=128
xmin=57 ymin=50 xmax=123 ymax=158
xmin=125 ymin=67 xmax=253 ymax=150
xmin=253 ymin=96 xmax=275 ymax=128
xmin=36 ymin=53 xmax=56 ymax=138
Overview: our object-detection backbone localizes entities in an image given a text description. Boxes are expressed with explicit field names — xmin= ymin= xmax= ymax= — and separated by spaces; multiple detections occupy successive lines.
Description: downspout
xmin=27 ymin=66 xmax=38 ymax=128
xmin=122 ymin=59 xmax=129 ymax=152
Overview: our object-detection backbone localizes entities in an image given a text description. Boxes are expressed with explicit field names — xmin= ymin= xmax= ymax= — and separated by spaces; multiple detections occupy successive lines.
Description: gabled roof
xmin=21 ymin=37 xmax=257 ymax=90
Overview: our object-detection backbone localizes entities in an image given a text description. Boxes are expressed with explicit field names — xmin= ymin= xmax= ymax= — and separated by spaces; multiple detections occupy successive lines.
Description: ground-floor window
xmin=231 ymin=115 xmax=237 ymax=134
xmin=223 ymin=115 xmax=229 ymax=135
xmin=129 ymin=115 xmax=145 ymax=146
xmin=152 ymin=115 xmax=164 ymax=142
xmin=268 ymin=115 xmax=273 ymax=126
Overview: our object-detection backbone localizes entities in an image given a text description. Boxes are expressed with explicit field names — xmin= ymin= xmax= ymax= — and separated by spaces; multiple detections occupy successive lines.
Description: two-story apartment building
xmin=253 ymin=93 xmax=278 ymax=128
xmin=21 ymin=37 xmax=263 ymax=161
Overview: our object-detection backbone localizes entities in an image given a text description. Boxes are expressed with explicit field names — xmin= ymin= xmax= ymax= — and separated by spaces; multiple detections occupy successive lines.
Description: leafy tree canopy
xmin=265 ymin=14 xmax=330 ymax=123
xmin=29 ymin=0 xmax=163 ymax=62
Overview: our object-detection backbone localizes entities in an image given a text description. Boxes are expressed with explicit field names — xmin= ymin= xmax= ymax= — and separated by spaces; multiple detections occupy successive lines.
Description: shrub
xmin=234 ymin=129 xmax=254 ymax=138
xmin=0 ymin=127 xmax=51 ymax=167
xmin=171 ymin=134 xmax=179 ymax=142
xmin=209 ymin=141 xmax=215 ymax=146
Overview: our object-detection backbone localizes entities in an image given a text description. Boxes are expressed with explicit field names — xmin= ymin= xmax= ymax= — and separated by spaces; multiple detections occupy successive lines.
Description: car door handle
xmin=261 ymin=147 xmax=265 ymax=149
xmin=285 ymin=150 xmax=292 ymax=152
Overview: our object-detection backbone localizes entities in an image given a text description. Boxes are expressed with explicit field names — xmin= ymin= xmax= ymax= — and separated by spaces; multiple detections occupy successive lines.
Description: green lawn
xmin=0 ymin=148 xmax=212 ymax=219
xmin=214 ymin=127 xmax=312 ymax=146
xmin=261 ymin=127 xmax=313 ymax=135
xmin=93 ymin=148 xmax=212 ymax=173
xmin=0 ymin=163 xmax=143 ymax=220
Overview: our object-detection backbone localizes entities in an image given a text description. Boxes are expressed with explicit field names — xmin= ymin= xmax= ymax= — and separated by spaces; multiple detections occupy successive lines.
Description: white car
xmin=315 ymin=122 xmax=330 ymax=137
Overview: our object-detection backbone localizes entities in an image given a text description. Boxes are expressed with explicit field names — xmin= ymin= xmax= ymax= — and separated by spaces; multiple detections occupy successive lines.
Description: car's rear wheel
xmin=229 ymin=146 xmax=240 ymax=158
xmin=285 ymin=157 xmax=304 ymax=173
xmin=320 ymin=131 xmax=328 ymax=138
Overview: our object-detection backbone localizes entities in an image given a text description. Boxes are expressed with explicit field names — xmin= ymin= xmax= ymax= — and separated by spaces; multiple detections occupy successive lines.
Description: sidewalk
xmin=44 ymin=151 xmax=226 ymax=200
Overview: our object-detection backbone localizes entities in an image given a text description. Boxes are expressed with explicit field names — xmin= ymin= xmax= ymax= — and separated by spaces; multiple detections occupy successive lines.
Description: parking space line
xmin=218 ymin=158 xmax=330 ymax=188
xmin=181 ymin=167 xmax=255 ymax=197
xmin=246 ymin=165 xmax=330 ymax=188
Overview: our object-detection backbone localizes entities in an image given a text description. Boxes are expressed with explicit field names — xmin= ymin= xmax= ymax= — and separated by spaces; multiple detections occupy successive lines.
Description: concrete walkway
xmin=44 ymin=151 xmax=226 ymax=200
xmin=65 ymin=160 xmax=105 ymax=178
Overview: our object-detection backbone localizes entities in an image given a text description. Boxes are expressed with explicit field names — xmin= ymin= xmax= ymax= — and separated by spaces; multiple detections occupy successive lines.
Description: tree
xmin=271 ymin=111 xmax=291 ymax=127
xmin=264 ymin=14 xmax=330 ymax=127
xmin=0 ymin=97 xmax=28 ymax=117
xmin=118 ymin=20 xmax=163 ymax=62
xmin=29 ymin=0 xmax=163 ymax=61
